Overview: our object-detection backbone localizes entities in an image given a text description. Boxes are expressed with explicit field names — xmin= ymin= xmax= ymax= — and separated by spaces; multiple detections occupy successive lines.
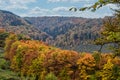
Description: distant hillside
xmin=0 ymin=10 xmax=29 ymax=26
xmin=0 ymin=10 xmax=51 ymax=41
xmin=0 ymin=9 xmax=110 ymax=52
xmin=25 ymin=17 xmax=106 ymax=52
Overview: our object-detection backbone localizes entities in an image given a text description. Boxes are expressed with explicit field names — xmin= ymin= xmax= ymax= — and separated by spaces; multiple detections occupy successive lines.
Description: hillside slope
xmin=0 ymin=10 xmax=109 ymax=52
xmin=0 ymin=10 xmax=51 ymax=41
xmin=25 ymin=17 xmax=105 ymax=52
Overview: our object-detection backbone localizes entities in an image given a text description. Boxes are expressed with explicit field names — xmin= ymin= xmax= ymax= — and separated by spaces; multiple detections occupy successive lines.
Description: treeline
xmin=3 ymin=32 xmax=120 ymax=80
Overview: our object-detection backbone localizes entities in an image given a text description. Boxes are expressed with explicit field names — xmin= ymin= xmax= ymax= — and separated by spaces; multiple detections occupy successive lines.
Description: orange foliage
xmin=0 ymin=28 xmax=5 ymax=33
xmin=4 ymin=36 xmax=120 ymax=80
xmin=77 ymin=53 xmax=96 ymax=79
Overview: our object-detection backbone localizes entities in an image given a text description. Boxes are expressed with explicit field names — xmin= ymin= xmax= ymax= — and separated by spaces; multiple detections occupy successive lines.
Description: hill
xmin=0 ymin=10 xmax=51 ymax=41
xmin=25 ymin=17 xmax=106 ymax=52
xmin=0 ymin=10 xmax=110 ymax=52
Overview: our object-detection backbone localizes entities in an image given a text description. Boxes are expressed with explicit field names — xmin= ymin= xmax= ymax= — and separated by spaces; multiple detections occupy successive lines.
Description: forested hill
xmin=0 ymin=10 xmax=51 ymax=41
xmin=25 ymin=17 xmax=104 ymax=52
xmin=0 ymin=9 xmax=109 ymax=52
xmin=25 ymin=17 xmax=103 ymax=39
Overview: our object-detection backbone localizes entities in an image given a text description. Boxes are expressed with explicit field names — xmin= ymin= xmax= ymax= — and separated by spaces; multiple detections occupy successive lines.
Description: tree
xmin=77 ymin=54 xmax=96 ymax=80
xmin=0 ymin=28 xmax=9 ymax=48
xmin=95 ymin=17 xmax=120 ymax=56
xmin=4 ymin=33 xmax=18 ymax=60
xmin=70 ymin=0 xmax=120 ymax=12
xmin=70 ymin=0 xmax=120 ymax=56
xmin=91 ymin=0 xmax=120 ymax=56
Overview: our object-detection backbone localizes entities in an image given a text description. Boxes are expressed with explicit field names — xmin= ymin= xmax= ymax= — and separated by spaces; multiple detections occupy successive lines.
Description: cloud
xmin=106 ymin=4 xmax=118 ymax=9
xmin=19 ymin=6 xmax=113 ymax=18
xmin=5 ymin=4 xmax=28 ymax=10
xmin=83 ymin=4 xmax=94 ymax=7
xmin=0 ymin=0 xmax=36 ymax=10
xmin=0 ymin=0 xmax=113 ymax=18
xmin=9 ymin=0 xmax=36 ymax=4
xmin=71 ymin=11 xmax=113 ymax=18
xmin=21 ymin=7 xmax=59 ymax=17
xmin=83 ymin=3 xmax=118 ymax=10
xmin=53 ymin=7 xmax=69 ymax=12
xmin=30 ymin=7 xmax=52 ymax=14
xmin=20 ymin=6 xmax=69 ymax=17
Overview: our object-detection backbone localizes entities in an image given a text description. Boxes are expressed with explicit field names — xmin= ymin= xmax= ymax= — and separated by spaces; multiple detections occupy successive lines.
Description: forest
xmin=0 ymin=28 xmax=120 ymax=80
xmin=0 ymin=0 xmax=120 ymax=80
xmin=0 ymin=9 xmax=104 ymax=52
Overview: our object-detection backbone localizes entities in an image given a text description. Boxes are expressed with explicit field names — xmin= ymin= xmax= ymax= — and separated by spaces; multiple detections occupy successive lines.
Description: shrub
xmin=45 ymin=72 xmax=57 ymax=80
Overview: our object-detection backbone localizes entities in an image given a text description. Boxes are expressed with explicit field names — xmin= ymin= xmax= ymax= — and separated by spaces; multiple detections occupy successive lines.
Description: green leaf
xmin=69 ymin=7 xmax=77 ymax=12
xmin=79 ymin=7 xmax=88 ymax=11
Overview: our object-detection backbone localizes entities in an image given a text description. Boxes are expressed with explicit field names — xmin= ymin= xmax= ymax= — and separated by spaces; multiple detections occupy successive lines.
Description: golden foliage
xmin=4 ymin=35 xmax=120 ymax=80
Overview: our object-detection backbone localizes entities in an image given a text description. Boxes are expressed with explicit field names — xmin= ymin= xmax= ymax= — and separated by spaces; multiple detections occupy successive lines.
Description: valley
xmin=0 ymin=10 xmax=108 ymax=52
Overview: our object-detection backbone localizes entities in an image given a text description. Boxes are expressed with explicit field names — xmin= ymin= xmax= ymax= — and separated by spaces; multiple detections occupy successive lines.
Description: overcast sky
xmin=0 ymin=0 xmax=116 ymax=18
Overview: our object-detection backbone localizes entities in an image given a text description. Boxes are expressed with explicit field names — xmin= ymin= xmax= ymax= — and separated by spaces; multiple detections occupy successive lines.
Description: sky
xmin=0 ymin=0 xmax=117 ymax=18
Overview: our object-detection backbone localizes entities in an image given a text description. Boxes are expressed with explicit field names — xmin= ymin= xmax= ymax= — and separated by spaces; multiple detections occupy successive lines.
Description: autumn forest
xmin=0 ymin=0 xmax=120 ymax=80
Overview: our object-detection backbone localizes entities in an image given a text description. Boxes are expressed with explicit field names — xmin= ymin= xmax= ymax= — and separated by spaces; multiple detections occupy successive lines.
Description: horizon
xmin=0 ymin=0 xmax=116 ymax=18
xmin=0 ymin=9 xmax=112 ymax=19
xmin=0 ymin=9 xmax=113 ymax=19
